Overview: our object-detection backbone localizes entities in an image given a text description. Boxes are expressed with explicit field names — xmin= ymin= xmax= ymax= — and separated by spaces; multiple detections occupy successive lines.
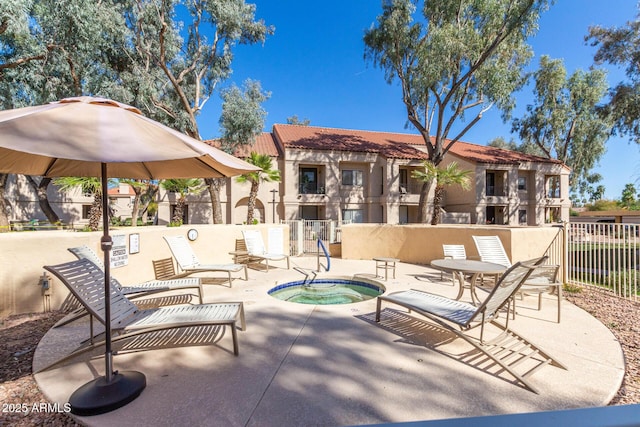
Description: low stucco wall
xmin=340 ymin=224 xmax=562 ymax=265
xmin=0 ymin=224 xmax=288 ymax=317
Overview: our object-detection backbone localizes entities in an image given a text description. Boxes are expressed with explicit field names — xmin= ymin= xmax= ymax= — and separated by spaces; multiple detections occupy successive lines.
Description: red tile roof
xmin=273 ymin=124 xmax=429 ymax=160
xmin=203 ymin=133 xmax=281 ymax=158
xmin=108 ymin=184 xmax=135 ymax=196
xmin=205 ymin=124 xmax=567 ymax=167
xmin=447 ymin=140 xmax=565 ymax=166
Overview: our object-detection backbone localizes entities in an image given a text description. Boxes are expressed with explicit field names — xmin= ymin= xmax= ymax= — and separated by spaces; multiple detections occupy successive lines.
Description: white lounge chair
xmin=68 ymin=245 xmax=203 ymax=302
xmin=375 ymin=261 xmax=566 ymax=393
xmin=163 ymin=235 xmax=248 ymax=286
xmin=56 ymin=245 xmax=204 ymax=328
xmin=40 ymin=258 xmax=245 ymax=371
xmin=242 ymin=229 xmax=290 ymax=271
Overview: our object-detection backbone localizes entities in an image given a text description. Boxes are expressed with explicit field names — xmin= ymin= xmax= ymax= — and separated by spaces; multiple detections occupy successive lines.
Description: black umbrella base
xmin=69 ymin=371 xmax=146 ymax=416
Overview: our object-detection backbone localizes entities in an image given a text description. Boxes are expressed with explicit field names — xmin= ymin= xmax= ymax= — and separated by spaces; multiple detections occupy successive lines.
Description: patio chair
xmin=375 ymin=261 xmax=566 ymax=393
xmin=242 ymin=229 xmax=290 ymax=271
xmin=55 ymin=245 xmax=204 ymax=328
xmin=163 ymin=235 xmax=248 ymax=285
xmin=39 ymin=258 xmax=245 ymax=371
xmin=472 ymin=235 xmax=512 ymax=268
xmin=515 ymin=264 xmax=562 ymax=323
xmin=441 ymin=244 xmax=467 ymax=283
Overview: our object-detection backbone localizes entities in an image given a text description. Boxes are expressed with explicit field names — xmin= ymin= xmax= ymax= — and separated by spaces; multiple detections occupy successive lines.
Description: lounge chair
xmin=242 ymin=229 xmax=290 ymax=271
xmin=163 ymin=235 xmax=248 ymax=286
xmin=68 ymin=245 xmax=203 ymax=302
xmin=375 ymin=261 xmax=566 ymax=393
xmin=55 ymin=245 xmax=204 ymax=328
xmin=40 ymin=258 xmax=245 ymax=371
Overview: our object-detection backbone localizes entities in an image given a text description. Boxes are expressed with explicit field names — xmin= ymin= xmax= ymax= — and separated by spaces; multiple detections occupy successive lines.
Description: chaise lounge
xmin=164 ymin=235 xmax=248 ymax=285
xmin=39 ymin=258 xmax=245 ymax=371
xmin=375 ymin=261 xmax=566 ymax=393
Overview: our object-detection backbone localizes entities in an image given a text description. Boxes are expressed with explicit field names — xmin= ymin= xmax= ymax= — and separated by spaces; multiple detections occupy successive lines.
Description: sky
xmin=196 ymin=0 xmax=640 ymax=200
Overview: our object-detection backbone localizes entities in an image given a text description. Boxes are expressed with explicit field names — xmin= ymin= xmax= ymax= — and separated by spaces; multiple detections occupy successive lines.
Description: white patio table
xmin=430 ymin=259 xmax=507 ymax=305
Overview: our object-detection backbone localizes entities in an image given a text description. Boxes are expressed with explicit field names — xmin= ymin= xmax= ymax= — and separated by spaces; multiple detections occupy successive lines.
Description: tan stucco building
xmin=4 ymin=124 xmax=570 ymax=227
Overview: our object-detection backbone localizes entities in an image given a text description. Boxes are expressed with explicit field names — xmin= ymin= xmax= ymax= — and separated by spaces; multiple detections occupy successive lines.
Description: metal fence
xmin=566 ymin=222 xmax=639 ymax=301
xmin=281 ymin=220 xmax=351 ymax=255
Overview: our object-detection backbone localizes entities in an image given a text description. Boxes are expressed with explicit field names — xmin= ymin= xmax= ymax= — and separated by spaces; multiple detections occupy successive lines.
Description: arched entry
xmin=235 ymin=197 xmax=265 ymax=224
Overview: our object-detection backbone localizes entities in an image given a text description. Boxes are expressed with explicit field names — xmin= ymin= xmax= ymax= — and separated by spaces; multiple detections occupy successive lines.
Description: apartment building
xmin=4 ymin=124 xmax=570 ymax=226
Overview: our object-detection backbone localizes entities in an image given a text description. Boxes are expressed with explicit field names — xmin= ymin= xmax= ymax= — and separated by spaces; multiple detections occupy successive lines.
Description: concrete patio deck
xmin=33 ymin=257 xmax=625 ymax=426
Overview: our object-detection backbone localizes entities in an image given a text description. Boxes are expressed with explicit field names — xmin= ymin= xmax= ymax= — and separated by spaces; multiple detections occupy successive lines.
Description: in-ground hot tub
xmin=268 ymin=277 xmax=386 ymax=305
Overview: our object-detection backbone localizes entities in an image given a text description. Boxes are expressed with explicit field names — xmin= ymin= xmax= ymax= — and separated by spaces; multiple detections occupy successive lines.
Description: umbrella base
xmin=69 ymin=371 xmax=146 ymax=416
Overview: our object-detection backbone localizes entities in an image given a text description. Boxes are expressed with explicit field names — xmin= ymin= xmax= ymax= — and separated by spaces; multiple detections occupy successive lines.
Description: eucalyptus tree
xmin=588 ymin=5 xmax=640 ymax=144
xmin=217 ymin=79 xmax=271 ymax=223
xmin=511 ymin=56 xmax=612 ymax=194
xmin=236 ymin=152 xmax=280 ymax=225
xmin=364 ymin=0 xmax=549 ymax=222
xmin=411 ymin=161 xmax=471 ymax=225
xmin=0 ymin=0 xmax=132 ymax=226
xmin=124 ymin=0 xmax=273 ymax=223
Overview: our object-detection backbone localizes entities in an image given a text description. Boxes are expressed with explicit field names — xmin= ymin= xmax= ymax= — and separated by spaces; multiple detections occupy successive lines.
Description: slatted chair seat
xmin=39 ymin=258 xmax=246 ymax=372
xmin=375 ymin=261 xmax=566 ymax=394
xmin=163 ymin=235 xmax=248 ymax=286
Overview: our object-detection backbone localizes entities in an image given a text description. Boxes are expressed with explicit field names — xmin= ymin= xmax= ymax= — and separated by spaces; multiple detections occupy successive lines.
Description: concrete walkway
xmin=33 ymin=257 xmax=625 ymax=426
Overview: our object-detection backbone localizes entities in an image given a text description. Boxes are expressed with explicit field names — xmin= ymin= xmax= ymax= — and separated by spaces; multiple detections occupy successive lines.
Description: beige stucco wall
xmin=0 ymin=224 xmax=288 ymax=317
xmin=340 ymin=224 xmax=562 ymax=265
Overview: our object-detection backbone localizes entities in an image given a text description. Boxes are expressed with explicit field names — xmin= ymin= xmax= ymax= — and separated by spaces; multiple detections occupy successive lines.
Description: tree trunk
xmin=88 ymin=193 xmax=102 ymax=231
xmin=206 ymin=177 xmax=224 ymax=224
xmin=0 ymin=174 xmax=10 ymax=231
xmin=431 ymin=185 xmax=444 ymax=225
xmin=417 ymin=179 xmax=436 ymax=223
xmin=26 ymin=176 xmax=60 ymax=223
xmin=130 ymin=183 xmax=142 ymax=227
xmin=172 ymin=196 xmax=185 ymax=225
xmin=246 ymin=181 xmax=259 ymax=224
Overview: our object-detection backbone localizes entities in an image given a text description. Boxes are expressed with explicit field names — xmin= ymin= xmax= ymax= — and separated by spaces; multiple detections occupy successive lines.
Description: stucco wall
xmin=0 ymin=224 xmax=288 ymax=317
xmin=340 ymin=224 xmax=562 ymax=265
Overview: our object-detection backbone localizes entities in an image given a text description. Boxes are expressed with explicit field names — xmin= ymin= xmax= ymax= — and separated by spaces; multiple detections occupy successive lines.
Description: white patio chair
xmin=242 ymin=229 xmax=290 ymax=271
xmin=375 ymin=261 xmax=566 ymax=393
xmin=39 ymin=258 xmax=245 ymax=372
xmin=56 ymin=245 xmax=204 ymax=328
xmin=164 ymin=235 xmax=248 ymax=285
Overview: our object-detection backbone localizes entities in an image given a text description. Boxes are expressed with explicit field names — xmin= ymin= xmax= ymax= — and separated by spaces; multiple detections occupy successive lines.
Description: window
xmin=518 ymin=209 xmax=527 ymax=225
xmin=82 ymin=205 xmax=92 ymax=219
xmin=341 ymin=170 xmax=363 ymax=186
xmin=486 ymin=172 xmax=495 ymax=196
xmin=547 ymin=176 xmax=561 ymax=198
xmin=517 ymin=176 xmax=527 ymax=191
xmin=342 ymin=209 xmax=364 ymax=223
xmin=399 ymin=169 xmax=408 ymax=193
xmin=299 ymin=168 xmax=318 ymax=194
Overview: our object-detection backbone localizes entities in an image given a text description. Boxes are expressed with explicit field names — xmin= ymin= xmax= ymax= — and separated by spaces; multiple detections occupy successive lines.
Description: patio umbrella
xmin=0 ymin=96 xmax=260 ymax=415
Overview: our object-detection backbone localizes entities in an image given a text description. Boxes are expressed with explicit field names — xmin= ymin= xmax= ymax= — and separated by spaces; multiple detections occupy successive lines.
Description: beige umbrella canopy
xmin=0 ymin=96 xmax=260 ymax=415
xmin=0 ymin=96 xmax=259 ymax=179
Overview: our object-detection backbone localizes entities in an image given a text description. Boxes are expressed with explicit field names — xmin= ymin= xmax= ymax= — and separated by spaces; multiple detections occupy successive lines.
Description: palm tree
xmin=160 ymin=178 xmax=204 ymax=226
xmin=412 ymin=161 xmax=471 ymax=225
xmin=236 ymin=152 xmax=280 ymax=224
xmin=53 ymin=177 xmax=106 ymax=231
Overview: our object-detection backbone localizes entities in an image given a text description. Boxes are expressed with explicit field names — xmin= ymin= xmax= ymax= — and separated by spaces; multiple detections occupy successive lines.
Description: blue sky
xmin=196 ymin=1 xmax=640 ymax=200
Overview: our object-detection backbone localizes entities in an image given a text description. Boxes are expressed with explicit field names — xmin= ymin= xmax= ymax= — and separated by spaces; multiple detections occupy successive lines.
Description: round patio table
xmin=430 ymin=259 xmax=507 ymax=305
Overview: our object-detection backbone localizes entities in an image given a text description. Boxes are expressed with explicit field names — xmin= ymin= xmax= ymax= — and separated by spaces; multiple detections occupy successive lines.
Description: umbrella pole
xmin=67 ymin=163 xmax=146 ymax=416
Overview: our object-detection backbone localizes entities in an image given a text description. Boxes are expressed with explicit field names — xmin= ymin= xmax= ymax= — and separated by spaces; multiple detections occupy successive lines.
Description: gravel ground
xmin=0 ymin=286 xmax=638 ymax=426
